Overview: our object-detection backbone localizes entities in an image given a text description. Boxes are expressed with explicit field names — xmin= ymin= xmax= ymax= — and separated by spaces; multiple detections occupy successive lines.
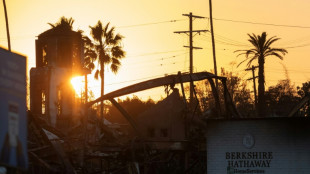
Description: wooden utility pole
xmin=246 ymin=65 xmax=258 ymax=108
xmin=3 ymin=0 xmax=11 ymax=51
xmin=209 ymin=0 xmax=218 ymax=88
xmin=174 ymin=12 xmax=208 ymax=107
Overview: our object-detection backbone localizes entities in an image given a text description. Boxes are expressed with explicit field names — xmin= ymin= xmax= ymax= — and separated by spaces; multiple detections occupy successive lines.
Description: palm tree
xmin=236 ymin=32 xmax=287 ymax=117
xmin=89 ymin=21 xmax=125 ymax=119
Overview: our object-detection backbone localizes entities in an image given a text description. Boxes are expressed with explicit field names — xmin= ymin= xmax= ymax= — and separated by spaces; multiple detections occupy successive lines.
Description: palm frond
xmin=268 ymin=48 xmax=287 ymax=54
xmin=82 ymin=36 xmax=94 ymax=48
xmin=103 ymin=23 xmax=110 ymax=37
xmin=235 ymin=49 xmax=256 ymax=58
xmin=265 ymin=52 xmax=284 ymax=60
xmin=247 ymin=33 xmax=259 ymax=49
xmin=112 ymin=46 xmax=125 ymax=58
xmin=246 ymin=56 xmax=258 ymax=67
xmin=103 ymin=54 xmax=112 ymax=64
xmin=234 ymin=49 xmax=247 ymax=53
xmin=105 ymin=27 xmax=115 ymax=45
xmin=90 ymin=21 xmax=103 ymax=43
xmin=264 ymin=36 xmax=279 ymax=50
xmin=244 ymin=49 xmax=258 ymax=58
xmin=112 ymin=58 xmax=121 ymax=66
xmin=111 ymin=33 xmax=124 ymax=45
xmin=264 ymin=48 xmax=287 ymax=58
xmin=48 ymin=23 xmax=56 ymax=28
xmin=87 ymin=62 xmax=95 ymax=71
xmin=110 ymin=63 xmax=119 ymax=74
xmin=237 ymin=56 xmax=251 ymax=67
xmin=237 ymin=58 xmax=249 ymax=67
xmin=84 ymin=49 xmax=97 ymax=60
xmin=94 ymin=69 xmax=100 ymax=80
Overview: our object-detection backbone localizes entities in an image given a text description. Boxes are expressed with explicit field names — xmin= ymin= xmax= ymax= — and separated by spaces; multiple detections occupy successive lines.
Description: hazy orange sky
xmin=1 ymin=0 xmax=310 ymax=100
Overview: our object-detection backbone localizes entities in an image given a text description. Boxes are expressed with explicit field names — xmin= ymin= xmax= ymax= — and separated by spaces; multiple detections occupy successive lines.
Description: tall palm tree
xmin=236 ymin=32 xmax=287 ymax=117
xmin=89 ymin=21 xmax=125 ymax=119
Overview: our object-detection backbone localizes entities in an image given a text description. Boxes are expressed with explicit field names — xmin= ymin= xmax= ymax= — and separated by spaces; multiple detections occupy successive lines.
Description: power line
xmin=0 ymin=35 xmax=35 ymax=41
xmin=213 ymin=33 xmax=249 ymax=45
xmin=117 ymin=19 xmax=186 ymax=28
xmin=213 ymin=18 xmax=310 ymax=29
xmin=266 ymin=69 xmax=310 ymax=73
xmin=283 ymin=43 xmax=310 ymax=49
xmin=278 ymin=35 xmax=310 ymax=46
xmin=200 ymin=33 xmax=250 ymax=47
xmin=125 ymin=50 xmax=185 ymax=58
xmin=200 ymin=31 xmax=310 ymax=49
xmin=124 ymin=58 xmax=186 ymax=70
xmin=123 ymin=52 xmax=188 ymax=68
xmin=125 ymin=52 xmax=187 ymax=62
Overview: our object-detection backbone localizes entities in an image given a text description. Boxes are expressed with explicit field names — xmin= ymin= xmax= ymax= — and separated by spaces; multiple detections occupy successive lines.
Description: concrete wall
xmin=49 ymin=67 xmax=71 ymax=126
xmin=206 ymin=118 xmax=310 ymax=174
xmin=30 ymin=66 xmax=81 ymax=128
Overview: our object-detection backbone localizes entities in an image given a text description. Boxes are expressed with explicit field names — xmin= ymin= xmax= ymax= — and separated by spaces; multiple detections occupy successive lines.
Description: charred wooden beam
xmin=288 ymin=94 xmax=310 ymax=117
xmin=109 ymin=98 xmax=141 ymax=136
xmin=29 ymin=152 xmax=58 ymax=172
xmin=86 ymin=72 xmax=225 ymax=107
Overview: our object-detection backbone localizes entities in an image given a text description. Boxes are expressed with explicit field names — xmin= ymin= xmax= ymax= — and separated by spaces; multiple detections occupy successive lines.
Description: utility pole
xmin=174 ymin=12 xmax=208 ymax=107
xmin=246 ymin=65 xmax=258 ymax=109
xmin=209 ymin=0 xmax=218 ymax=88
xmin=3 ymin=0 xmax=11 ymax=51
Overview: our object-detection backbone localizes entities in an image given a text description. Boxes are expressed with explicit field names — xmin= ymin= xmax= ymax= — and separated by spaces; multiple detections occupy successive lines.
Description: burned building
xmin=30 ymin=25 xmax=87 ymax=129
xmin=135 ymin=89 xmax=187 ymax=150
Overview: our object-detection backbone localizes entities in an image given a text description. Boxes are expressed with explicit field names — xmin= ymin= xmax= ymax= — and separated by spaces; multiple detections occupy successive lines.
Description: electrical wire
xmin=123 ymin=52 xmax=188 ymax=68
xmin=117 ymin=19 xmax=186 ymax=28
xmin=213 ymin=18 xmax=310 ymax=29
xmin=283 ymin=43 xmax=310 ymax=49
xmin=125 ymin=50 xmax=185 ymax=59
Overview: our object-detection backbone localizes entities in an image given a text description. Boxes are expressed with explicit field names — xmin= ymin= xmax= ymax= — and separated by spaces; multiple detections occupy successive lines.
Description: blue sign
xmin=0 ymin=48 xmax=27 ymax=169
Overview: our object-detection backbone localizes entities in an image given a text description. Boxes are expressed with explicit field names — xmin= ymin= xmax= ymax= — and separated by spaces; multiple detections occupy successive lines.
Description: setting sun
xmin=71 ymin=76 xmax=85 ymax=97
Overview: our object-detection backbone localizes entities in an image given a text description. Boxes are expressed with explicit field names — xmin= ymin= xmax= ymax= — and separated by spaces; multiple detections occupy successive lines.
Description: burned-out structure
xmin=26 ymin=22 xmax=310 ymax=172
xmin=80 ymin=72 xmax=240 ymax=173
xmin=136 ymin=89 xmax=187 ymax=148
xmin=28 ymin=66 xmax=240 ymax=173
xmin=30 ymin=24 xmax=87 ymax=129
xmin=27 ymin=18 xmax=245 ymax=174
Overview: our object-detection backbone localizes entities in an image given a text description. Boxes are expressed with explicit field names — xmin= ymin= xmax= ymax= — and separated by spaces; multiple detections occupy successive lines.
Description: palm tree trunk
xmin=100 ymin=60 xmax=104 ymax=120
xmin=258 ymin=56 xmax=265 ymax=117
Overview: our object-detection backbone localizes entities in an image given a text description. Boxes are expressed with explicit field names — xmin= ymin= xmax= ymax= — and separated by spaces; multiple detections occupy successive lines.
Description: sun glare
xmin=71 ymin=76 xmax=84 ymax=97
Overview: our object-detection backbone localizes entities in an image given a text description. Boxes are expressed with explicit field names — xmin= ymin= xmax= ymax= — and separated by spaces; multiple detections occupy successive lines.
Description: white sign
xmin=207 ymin=118 xmax=310 ymax=174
